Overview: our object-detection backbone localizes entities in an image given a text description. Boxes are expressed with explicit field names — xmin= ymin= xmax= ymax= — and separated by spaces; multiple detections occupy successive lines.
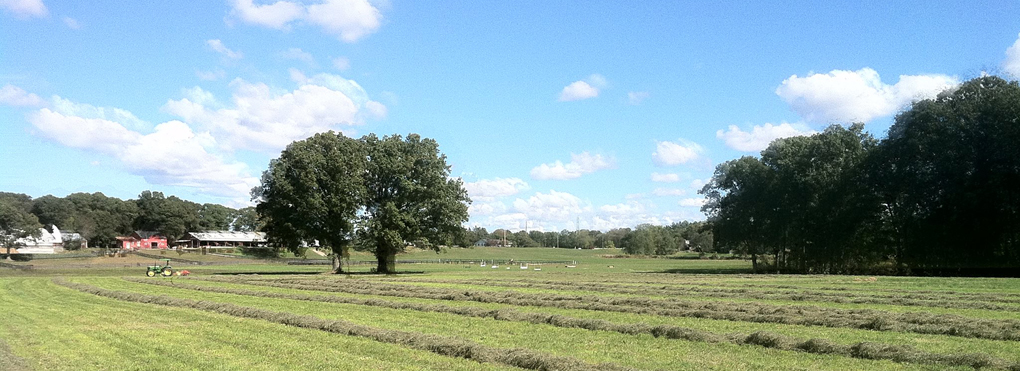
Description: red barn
xmin=117 ymin=231 xmax=169 ymax=250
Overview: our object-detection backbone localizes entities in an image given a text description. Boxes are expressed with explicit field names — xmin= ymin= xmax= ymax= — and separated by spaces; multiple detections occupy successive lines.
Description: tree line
xmin=700 ymin=76 xmax=1020 ymax=275
xmin=458 ymin=221 xmax=713 ymax=255
xmin=0 ymin=190 xmax=260 ymax=251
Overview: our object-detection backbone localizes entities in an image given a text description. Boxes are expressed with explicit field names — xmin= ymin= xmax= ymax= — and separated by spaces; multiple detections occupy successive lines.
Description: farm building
xmin=10 ymin=226 xmax=69 ymax=254
xmin=182 ymin=231 xmax=267 ymax=249
xmin=117 ymin=231 xmax=168 ymax=250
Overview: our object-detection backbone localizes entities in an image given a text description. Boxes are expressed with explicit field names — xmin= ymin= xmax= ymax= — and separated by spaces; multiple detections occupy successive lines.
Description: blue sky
xmin=2 ymin=0 xmax=1020 ymax=232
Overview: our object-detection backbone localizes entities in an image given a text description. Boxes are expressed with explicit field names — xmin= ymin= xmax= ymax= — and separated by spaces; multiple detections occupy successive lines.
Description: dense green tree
xmin=253 ymin=132 xmax=367 ymax=271
xmin=0 ymin=195 xmax=42 ymax=258
xmin=231 ymin=207 xmax=262 ymax=232
xmin=65 ymin=192 xmax=137 ymax=248
xmin=880 ymin=76 xmax=1020 ymax=272
xmin=30 ymin=195 xmax=75 ymax=230
xmin=199 ymin=203 xmax=236 ymax=231
xmin=359 ymin=134 xmax=470 ymax=273
xmin=133 ymin=191 xmax=201 ymax=243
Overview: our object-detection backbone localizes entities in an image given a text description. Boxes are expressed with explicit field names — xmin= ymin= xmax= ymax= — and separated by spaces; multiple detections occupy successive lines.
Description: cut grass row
xmin=82 ymin=277 xmax=958 ymax=371
xmin=56 ymin=279 xmax=637 ymax=371
xmin=220 ymin=276 xmax=1020 ymax=341
xmin=125 ymin=277 xmax=1019 ymax=370
xmin=391 ymin=277 xmax=1020 ymax=310
xmin=0 ymin=278 xmax=518 ymax=371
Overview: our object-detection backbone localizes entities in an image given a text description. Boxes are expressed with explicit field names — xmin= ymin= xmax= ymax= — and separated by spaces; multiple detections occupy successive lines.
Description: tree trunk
xmin=331 ymin=255 xmax=343 ymax=273
xmin=5 ymin=246 xmax=11 ymax=261
xmin=376 ymin=246 xmax=396 ymax=274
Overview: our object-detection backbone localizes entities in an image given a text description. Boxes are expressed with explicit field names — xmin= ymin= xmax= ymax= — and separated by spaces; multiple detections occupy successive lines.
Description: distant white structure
xmin=14 ymin=226 xmax=67 ymax=254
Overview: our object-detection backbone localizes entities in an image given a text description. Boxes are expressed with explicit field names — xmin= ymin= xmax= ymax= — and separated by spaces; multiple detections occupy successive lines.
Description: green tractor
xmin=146 ymin=259 xmax=174 ymax=277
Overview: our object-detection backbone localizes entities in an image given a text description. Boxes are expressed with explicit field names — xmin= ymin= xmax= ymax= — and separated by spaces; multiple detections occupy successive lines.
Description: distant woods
xmin=700 ymin=76 xmax=1020 ymax=275
xmin=1 ymin=190 xmax=259 ymax=248
xmin=458 ymin=222 xmax=713 ymax=255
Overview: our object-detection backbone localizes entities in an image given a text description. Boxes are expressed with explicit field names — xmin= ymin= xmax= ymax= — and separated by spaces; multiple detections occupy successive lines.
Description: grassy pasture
xmin=1 ymin=247 xmax=1018 ymax=370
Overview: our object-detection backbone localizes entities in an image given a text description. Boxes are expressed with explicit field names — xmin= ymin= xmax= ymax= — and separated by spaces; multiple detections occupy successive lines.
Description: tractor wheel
xmin=146 ymin=270 xmax=156 ymax=277
xmin=161 ymin=267 xmax=173 ymax=276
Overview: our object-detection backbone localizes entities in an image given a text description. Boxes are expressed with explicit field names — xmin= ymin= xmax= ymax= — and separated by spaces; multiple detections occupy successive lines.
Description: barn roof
xmin=187 ymin=231 xmax=266 ymax=242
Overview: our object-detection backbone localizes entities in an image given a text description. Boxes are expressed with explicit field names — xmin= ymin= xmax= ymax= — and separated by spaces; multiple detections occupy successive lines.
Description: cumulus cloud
xmin=628 ymin=91 xmax=649 ymax=105
xmin=228 ymin=0 xmax=382 ymax=43
xmin=51 ymin=96 xmax=149 ymax=130
xmin=652 ymin=139 xmax=702 ymax=166
xmin=1006 ymin=33 xmax=1020 ymax=78
xmin=652 ymin=188 xmax=685 ymax=197
xmin=776 ymin=68 xmax=958 ymax=124
xmin=716 ymin=122 xmax=817 ymax=152
xmin=558 ymin=74 xmax=607 ymax=102
xmin=469 ymin=200 xmax=507 ymax=217
xmin=163 ymin=73 xmax=385 ymax=152
xmin=599 ymin=202 xmax=645 ymax=215
xmin=228 ymin=0 xmax=304 ymax=29
xmin=464 ymin=178 xmax=529 ymax=201
xmin=27 ymin=106 xmax=257 ymax=199
xmin=650 ymin=172 xmax=679 ymax=182
xmin=512 ymin=190 xmax=590 ymax=223
xmin=0 ymin=84 xmax=44 ymax=107
xmin=530 ymin=152 xmax=614 ymax=180
xmin=0 ymin=0 xmax=47 ymax=18
xmin=679 ymin=197 xmax=706 ymax=207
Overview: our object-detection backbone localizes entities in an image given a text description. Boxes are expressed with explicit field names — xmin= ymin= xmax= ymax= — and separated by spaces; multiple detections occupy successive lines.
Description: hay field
xmin=1 ymin=248 xmax=1018 ymax=370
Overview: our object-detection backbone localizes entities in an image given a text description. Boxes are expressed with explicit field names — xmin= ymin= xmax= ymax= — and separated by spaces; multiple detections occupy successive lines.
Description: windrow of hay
xmin=392 ymin=278 xmax=1020 ymax=311
xmin=492 ymin=276 xmax=1020 ymax=303
xmin=206 ymin=276 xmax=1020 ymax=341
xmin=53 ymin=279 xmax=637 ymax=371
xmin=125 ymin=277 xmax=1020 ymax=370
xmin=0 ymin=338 xmax=29 ymax=371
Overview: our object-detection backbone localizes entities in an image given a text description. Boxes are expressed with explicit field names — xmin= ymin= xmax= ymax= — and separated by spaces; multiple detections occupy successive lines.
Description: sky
xmin=2 ymin=1 xmax=1020 ymax=233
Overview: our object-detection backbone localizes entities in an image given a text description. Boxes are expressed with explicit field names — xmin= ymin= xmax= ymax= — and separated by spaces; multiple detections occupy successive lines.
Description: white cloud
xmin=558 ymin=74 xmax=607 ymax=102
xmin=689 ymin=178 xmax=707 ymax=191
xmin=652 ymin=188 xmax=685 ymax=197
xmin=163 ymin=73 xmax=384 ymax=152
xmin=62 ymin=16 xmax=80 ymax=29
xmin=306 ymin=0 xmax=383 ymax=43
xmin=27 ymin=107 xmax=257 ymax=199
xmin=652 ymin=139 xmax=702 ymax=166
xmin=207 ymin=39 xmax=243 ymax=59
xmin=332 ymin=56 xmax=351 ymax=70
xmin=280 ymin=48 xmax=315 ymax=66
xmin=228 ymin=0 xmax=382 ymax=43
xmin=558 ymin=81 xmax=598 ymax=102
xmin=0 ymin=0 xmax=47 ymax=18
xmin=51 ymin=96 xmax=149 ymax=130
xmin=469 ymin=200 xmax=507 ymax=217
xmin=464 ymin=177 xmax=529 ymax=201
xmin=599 ymin=202 xmax=645 ymax=215
xmin=530 ymin=152 xmax=614 ymax=180
xmin=716 ymin=122 xmax=817 ymax=152
xmin=776 ymin=68 xmax=958 ymax=124
xmin=228 ymin=0 xmax=304 ymax=30
xmin=1005 ymin=33 xmax=1020 ymax=78
xmin=679 ymin=198 xmax=706 ymax=207
xmin=650 ymin=172 xmax=679 ymax=182
xmin=628 ymin=91 xmax=649 ymax=105
xmin=512 ymin=190 xmax=590 ymax=223
xmin=0 ymin=84 xmax=44 ymax=106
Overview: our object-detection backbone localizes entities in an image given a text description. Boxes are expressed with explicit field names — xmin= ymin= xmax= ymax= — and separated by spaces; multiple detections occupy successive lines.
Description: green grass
xmin=2 ymin=247 xmax=1018 ymax=370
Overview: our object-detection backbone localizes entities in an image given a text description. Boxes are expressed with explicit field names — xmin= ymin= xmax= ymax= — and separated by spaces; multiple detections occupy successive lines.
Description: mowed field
xmin=2 ymin=248 xmax=1020 ymax=370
